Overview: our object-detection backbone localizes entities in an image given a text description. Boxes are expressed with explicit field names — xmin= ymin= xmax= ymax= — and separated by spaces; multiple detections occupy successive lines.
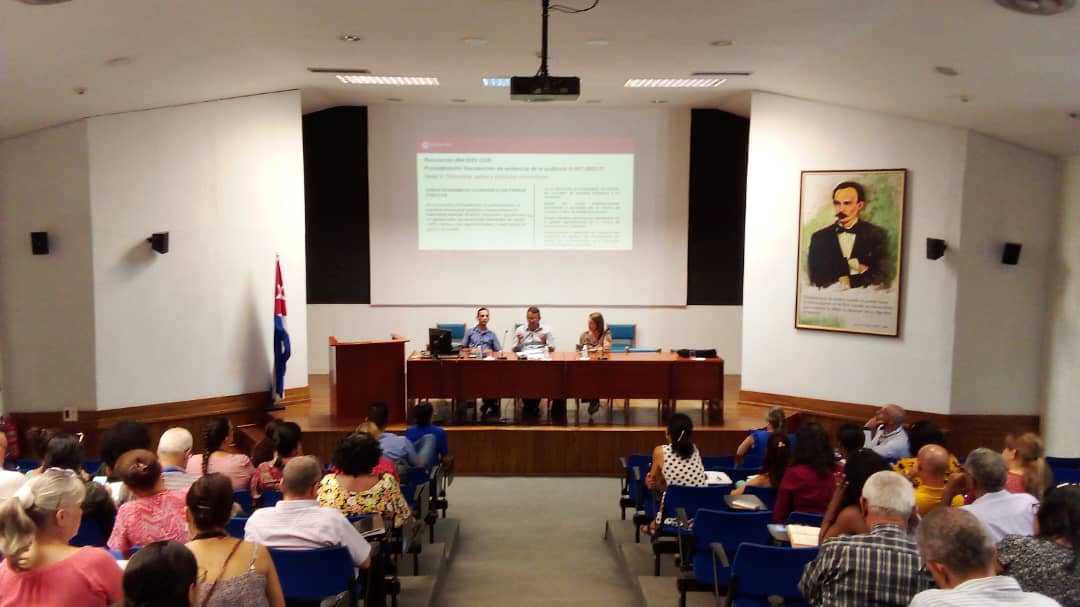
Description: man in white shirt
xmin=156 ymin=427 xmax=201 ymax=491
xmin=514 ymin=306 xmax=564 ymax=418
xmin=863 ymin=404 xmax=910 ymax=460
xmin=911 ymin=506 xmax=1059 ymax=606
xmin=943 ymin=448 xmax=1039 ymax=543
xmin=245 ymin=455 xmax=372 ymax=568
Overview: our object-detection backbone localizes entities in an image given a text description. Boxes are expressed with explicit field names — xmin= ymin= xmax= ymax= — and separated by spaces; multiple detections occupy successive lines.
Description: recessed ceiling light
xmin=482 ymin=77 xmax=511 ymax=87
xmin=335 ymin=75 xmax=439 ymax=86
xmin=625 ymin=78 xmax=726 ymax=88
xmin=651 ymin=100 xmax=668 ymax=104
xmin=1069 ymin=111 xmax=1080 ymax=120
xmin=709 ymin=40 xmax=735 ymax=47
xmin=73 ymin=86 xmax=86 ymax=95
xmin=461 ymin=37 xmax=488 ymax=46
xmin=385 ymin=97 xmax=404 ymax=102
xmin=585 ymin=99 xmax=602 ymax=104
xmin=451 ymin=98 xmax=467 ymax=103
xmin=585 ymin=39 xmax=609 ymax=47
xmin=104 ymin=56 xmax=132 ymax=67
xmin=994 ymin=0 xmax=1075 ymax=15
xmin=934 ymin=66 xmax=959 ymax=77
xmin=338 ymin=34 xmax=363 ymax=42
xmin=309 ymin=67 xmax=370 ymax=74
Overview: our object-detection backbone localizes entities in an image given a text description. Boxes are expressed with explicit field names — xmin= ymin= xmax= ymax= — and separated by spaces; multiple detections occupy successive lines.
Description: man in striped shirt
xmin=910 ymin=507 xmax=1059 ymax=606
xmin=799 ymin=471 xmax=931 ymax=607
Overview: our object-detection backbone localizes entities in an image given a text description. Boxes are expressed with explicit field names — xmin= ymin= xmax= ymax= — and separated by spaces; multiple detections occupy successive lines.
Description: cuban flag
xmin=273 ymin=257 xmax=291 ymax=401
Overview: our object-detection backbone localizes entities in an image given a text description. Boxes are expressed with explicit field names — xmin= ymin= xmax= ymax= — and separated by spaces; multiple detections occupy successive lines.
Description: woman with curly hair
xmin=318 ymin=432 xmax=412 ymax=528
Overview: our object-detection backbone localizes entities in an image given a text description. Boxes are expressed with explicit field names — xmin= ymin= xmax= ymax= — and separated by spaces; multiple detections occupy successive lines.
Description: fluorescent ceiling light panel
xmin=336 ymin=75 xmax=439 ymax=85
xmin=482 ymin=77 xmax=511 ymax=87
xmin=624 ymin=78 xmax=726 ymax=88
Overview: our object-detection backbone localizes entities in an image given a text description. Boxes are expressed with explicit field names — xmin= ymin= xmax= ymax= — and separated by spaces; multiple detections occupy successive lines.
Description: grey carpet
xmin=435 ymin=476 xmax=638 ymax=606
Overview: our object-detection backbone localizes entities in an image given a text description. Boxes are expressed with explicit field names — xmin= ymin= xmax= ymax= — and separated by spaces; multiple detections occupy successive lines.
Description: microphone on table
xmin=500 ymin=329 xmax=509 ymax=359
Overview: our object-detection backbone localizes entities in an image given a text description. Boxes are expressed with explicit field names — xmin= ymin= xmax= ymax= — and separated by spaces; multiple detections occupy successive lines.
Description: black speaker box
xmin=1002 ymin=242 xmax=1022 ymax=265
xmin=30 ymin=231 xmax=49 ymax=255
xmin=148 ymin=232 xmax=169 ymax=254
xmin=926 ymin=238 xmax=947 ymax=260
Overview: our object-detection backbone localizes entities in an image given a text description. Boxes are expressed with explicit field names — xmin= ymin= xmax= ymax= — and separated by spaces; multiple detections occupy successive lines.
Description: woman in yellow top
xmin=317 ymin=432 xmax=412 ymax=529
xmin=577 ymin=312 xmax=613 ymax=416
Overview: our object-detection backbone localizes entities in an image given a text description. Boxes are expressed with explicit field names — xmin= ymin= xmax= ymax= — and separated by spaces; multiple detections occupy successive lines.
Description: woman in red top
xmin=251 ymin=421 xmax=302 ymax=499
xmin=0 ymin=468 xmax=122 ymax=607
xmin=774 ymin=422 xmax=840 ymax=523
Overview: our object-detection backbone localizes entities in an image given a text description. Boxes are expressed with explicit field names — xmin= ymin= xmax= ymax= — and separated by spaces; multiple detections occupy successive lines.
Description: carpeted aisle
xmin=435 ymin=476 xmax=638 ymax=606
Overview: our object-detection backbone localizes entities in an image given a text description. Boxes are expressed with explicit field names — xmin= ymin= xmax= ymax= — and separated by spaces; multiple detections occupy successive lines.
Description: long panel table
xmin=407 ymin=351 xmax=724 ymax=423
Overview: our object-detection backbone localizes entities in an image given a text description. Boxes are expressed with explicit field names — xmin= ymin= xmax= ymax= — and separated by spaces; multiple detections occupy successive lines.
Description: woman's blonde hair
xmin=0 ymin=468 xmax=85 ymax=569
xmin=1005 ymin=432 xmax=1052 ymax=499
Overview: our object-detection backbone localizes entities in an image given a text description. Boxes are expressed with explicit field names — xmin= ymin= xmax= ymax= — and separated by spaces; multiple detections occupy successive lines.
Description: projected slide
xmin=416 ymin=137 xmax=634 ymax=250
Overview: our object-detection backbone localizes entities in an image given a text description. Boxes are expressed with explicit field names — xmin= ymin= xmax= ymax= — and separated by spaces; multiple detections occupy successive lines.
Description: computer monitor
xmin=428 ymin=327 xmax=453 ymax=357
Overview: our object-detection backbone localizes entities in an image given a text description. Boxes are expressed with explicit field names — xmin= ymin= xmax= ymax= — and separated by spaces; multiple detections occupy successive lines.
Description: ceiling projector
xmin=510 ymin=76 xmax=580 ymax=102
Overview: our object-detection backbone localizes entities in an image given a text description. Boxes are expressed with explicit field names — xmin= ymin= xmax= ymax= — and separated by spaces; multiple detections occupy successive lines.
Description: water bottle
xmin=581 ymin=343 xmax=589 ymax=360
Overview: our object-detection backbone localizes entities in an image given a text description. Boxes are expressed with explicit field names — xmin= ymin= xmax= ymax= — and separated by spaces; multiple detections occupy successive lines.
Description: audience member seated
xmin=185 ymin=473 xmax=285 ymax=607
xmin=99 ymin=420 xmax=152 ymax=505
xmin=353 ymin=422 xmax=401 ymax=482
xmin=0 ymin=466 xmax=25 ymax=500
xmin=800 ymin=471 xmax=929 ymax=607
xmin=1002 ymin=432 xmax=1053 ymax=499
xmin=186 ymin=417 xmax=256 ymax=491
xmin=156 ymin=427 xmax=202 ymax=491
xmin=730 ymin=432 xmax=791 ymax=496
xmin=108 ymin=449 xmax=190 ymax=557
xmin=819 ymin=448 xmax=891 ymax=542
xmin=643 ymin=413 xmax=707 ymax=534
xmin=0 ymin=468 xmax=123 ymax=607
xmin=914 ymin=444 xmax=965 ymax=516
xmin=774 ymin=422 xmax=839 ymax=523
xmin=996 ymin=484 xmax=1079 ymax=606
xmin=893 ymin=420 xmax=961 ymax=486
xmin=835 ymin=422 xmax=865 ymax=466
xmin=250 ymin=419 xmax=282 ymax=468
xmin=245 ymin=456 xmax=372 ymax=569
xmin=944 ymin=448 xmax=1039 ymax=543
xmin=120 ymin=540 xmax=199 ymax=607
xmin=34 ymin=433 xmax=117 ymax=538
xmin=911 ymin=507 xmax=1059 ymax=607
xmin=367 ymin=401 xmax=425 ymax=476
xmin=736 ymin=406 xmax=786 ymax=465
xmin=405 ymin=402 xmax=449 ymax=470
xmin=318 ymin=432 xmax=412 ymax=528
xmin=863 ymin=404 xmax=910 ymax=460
xmin=251 ymin=421 xmax=302 ymax=499
xmin=0 ymin=432 xmax=15 ymax=471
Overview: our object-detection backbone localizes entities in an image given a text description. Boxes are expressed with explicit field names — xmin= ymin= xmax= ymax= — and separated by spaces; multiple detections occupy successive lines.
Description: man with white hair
xmin=863 ymin=404 xmax=910 ymax=459
xmin=910 ymin=507 xmax=1060 ymax=606
xmin=800 ymin=471 xmax=930 ymax=607
xmin=942 ymin=447 xmax=1039 ymax=543
xmin=156 ymin=427 xmax=200 ymax=490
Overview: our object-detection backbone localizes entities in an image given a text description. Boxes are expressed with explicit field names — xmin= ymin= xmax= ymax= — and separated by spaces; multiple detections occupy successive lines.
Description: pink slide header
xmin=416 ymin=136 xmax=634 ymax=154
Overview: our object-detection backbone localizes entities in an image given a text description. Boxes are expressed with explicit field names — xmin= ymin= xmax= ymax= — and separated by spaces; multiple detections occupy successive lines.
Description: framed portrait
xmin=795 ymin=169 xmax=906 ymax=336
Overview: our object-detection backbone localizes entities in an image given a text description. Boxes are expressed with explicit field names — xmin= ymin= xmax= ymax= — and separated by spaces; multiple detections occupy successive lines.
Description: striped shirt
xmin=799 ymin=523 xmax=931 ymax=607
xmin=909 ymin=575 xmax=1062 ymax=607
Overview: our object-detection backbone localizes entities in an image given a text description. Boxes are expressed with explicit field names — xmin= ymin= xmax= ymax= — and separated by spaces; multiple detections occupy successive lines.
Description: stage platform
xmin=274 ymin=374 xmax=762 ymax=475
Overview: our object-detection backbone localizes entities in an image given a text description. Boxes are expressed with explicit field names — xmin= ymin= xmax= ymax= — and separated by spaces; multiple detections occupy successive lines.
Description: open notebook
xmin=786 ymin=524 xmax=821 ymax=548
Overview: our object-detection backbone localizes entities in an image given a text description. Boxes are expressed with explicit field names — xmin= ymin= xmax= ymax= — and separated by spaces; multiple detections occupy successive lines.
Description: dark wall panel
xmin=304 ymin=106 xmax=371 ymax=303
xmin=687 ymin=110 xmax=749 ymax=305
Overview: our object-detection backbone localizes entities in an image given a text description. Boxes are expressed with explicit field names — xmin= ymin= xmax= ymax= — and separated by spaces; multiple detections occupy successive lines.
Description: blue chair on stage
xmin=676 ymin=508 xmax=774 ymax=607
xmin=436 ymin=323 xmax=465 ymax=354
xmin=726 ymin=543 xmax=819 ymax=607
xmin=609 ymin=324 xmax=636 ymax=351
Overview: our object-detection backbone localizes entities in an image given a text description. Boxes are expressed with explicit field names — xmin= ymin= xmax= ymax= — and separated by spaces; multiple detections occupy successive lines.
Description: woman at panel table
xmin=577 ymin=312 xmax=613 ymax=416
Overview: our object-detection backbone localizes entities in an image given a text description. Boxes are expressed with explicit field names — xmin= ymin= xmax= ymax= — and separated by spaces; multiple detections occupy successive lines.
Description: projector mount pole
xmin=539 ymin=0 xmax=550 ymax=77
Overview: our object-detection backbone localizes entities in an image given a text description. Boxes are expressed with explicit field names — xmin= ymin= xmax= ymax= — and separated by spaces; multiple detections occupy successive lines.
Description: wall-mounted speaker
xmin=1002 ymin=242 xmax=1022 ymax=265
xmin=30 ymin=232 xmax=49 ymax=255
xmin=926 ymin=238 xmax=947 ymax=260
xmin=147 ymin=232 xmax=169 ymax=254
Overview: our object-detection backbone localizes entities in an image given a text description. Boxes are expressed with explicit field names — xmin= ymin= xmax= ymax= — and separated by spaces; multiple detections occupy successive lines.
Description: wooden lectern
xmin=328 ymin=336 xmax=409 ymax=424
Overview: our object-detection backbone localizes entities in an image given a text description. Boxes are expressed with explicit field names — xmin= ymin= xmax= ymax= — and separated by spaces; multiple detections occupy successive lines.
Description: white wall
xmin=1043 ymin=155 xmax=1080 ymax=456
xmin=950 ymin=133 xmax=1059 ymax=416
xmin=86 ymin=91 xmax=307 ymax=409
xmin=742 ymin=92 xmax=968 ymax=414
xmin=307 ymin=304 xmax=742 ymax=374
xmin=0 ymin=122 xmax=98 ymax=412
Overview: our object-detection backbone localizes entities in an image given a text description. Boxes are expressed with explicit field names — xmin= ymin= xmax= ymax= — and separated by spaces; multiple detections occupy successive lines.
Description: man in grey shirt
xmin=513 ymin=306 xmax=563 ymax=418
